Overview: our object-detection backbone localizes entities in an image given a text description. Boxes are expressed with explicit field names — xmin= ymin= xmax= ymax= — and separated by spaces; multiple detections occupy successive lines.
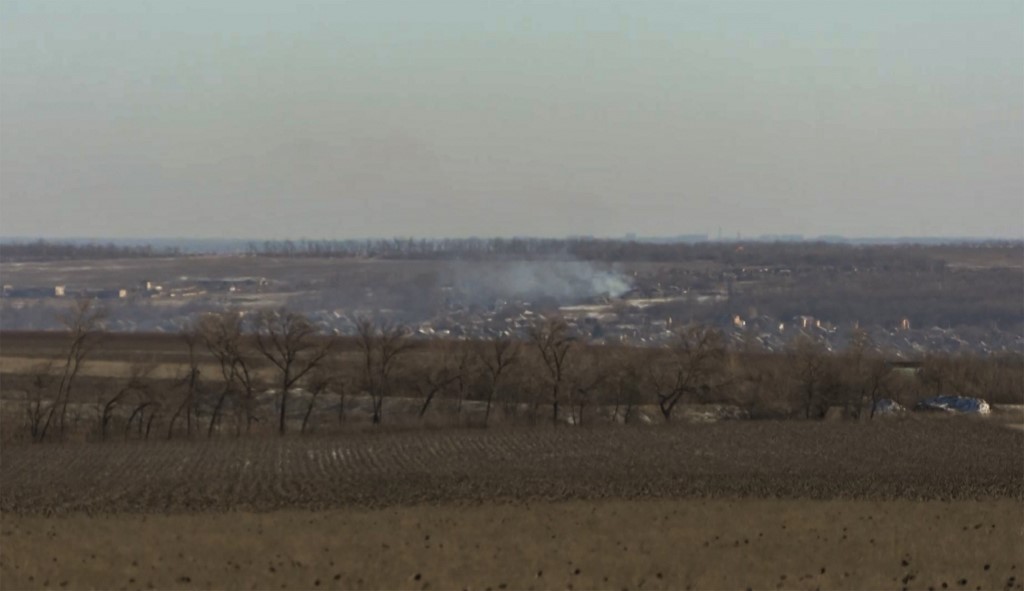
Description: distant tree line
xmin=243 ymin=237 xmax=1015 ymax=271
xmin=3 ymin=238 xmax=1019 ymax=272
xmin=0 ymin=240 xmax=182 ymax=262
xmin=10 ymin=301 xmax=1021 ymax=444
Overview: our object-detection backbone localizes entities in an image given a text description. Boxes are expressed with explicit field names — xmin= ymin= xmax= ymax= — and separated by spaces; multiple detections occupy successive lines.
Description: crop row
xmin=2 ymin=420 xmax=1021 ymax=514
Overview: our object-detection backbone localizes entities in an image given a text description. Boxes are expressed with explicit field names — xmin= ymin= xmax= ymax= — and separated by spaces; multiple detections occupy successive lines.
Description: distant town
xmin=2 ymin=238 xmax=1021 ymax=357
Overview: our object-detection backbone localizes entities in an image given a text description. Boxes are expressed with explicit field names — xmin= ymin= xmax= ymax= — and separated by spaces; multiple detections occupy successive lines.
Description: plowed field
xmin=3 ymin=419 xmax=1023 ymax=590
xmin=3 ymin=420 xmax=1021 ymax=515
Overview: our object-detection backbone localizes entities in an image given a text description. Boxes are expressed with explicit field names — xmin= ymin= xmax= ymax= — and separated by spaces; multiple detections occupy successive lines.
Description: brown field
xmin=2 ymin=421 xmax=1023 ymax=590
xmin=0 ymin=330 xmax=190 ymax=360
xmin=0 ymin=256 xmax=698 ymax=291
xmin=3 ymin=422 xmax=1022 ymax=515
xmin=3 ymin=499 xmax=1021 ymax=591
xmin=0 ymin=256 xmax=422 ymax=289
xmin=938 ymin=245 xmax=1024 ymax=270
xmin=3 ymin=328 xmax=1023 ymax=590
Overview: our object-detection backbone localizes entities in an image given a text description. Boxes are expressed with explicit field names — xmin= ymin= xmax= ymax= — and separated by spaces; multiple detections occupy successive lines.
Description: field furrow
xmin=3 ymin=420 xmax=1022 ymax=515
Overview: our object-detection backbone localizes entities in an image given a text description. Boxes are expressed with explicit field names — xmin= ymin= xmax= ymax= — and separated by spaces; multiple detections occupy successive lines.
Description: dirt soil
xmin=3 ymin=421 xmax=1022 ymax=590
xmin=3 ymin=421 xmax=1022 ymax=515
xmin=2 ymin=499 xmax=1021 ymax=591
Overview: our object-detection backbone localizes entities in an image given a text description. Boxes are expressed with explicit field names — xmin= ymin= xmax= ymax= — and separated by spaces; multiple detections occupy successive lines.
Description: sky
xmin=1 ymin=0 xmax=1022 ymax=240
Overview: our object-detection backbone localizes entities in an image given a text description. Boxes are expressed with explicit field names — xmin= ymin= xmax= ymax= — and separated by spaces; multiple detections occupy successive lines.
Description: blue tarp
xmin=914 ymin=395 xmax=991 ymax=414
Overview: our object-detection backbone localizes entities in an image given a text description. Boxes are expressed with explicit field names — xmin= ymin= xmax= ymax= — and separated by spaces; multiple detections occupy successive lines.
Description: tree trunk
xmin=278 ymin=390 xmax=288 ymax=434
xmin=372 ymin=394 xmax=383 ymax=425
xmin=208 ymin=389 xmax=229 ymax=438
xmin=301 ymin=393 xmax=318 ymax=433
xmin=38 ymin=398 xmax=59 ymax=442
xmin=101 ymin=410 xmax=113 ymax=441
xmin=167 ymin=393 xmax=192 ymax=439
xmin=278 ymin=379 xmax=290 ymax=435
xmin=658 ymin=398 xmax=672 ymax=421
xmin=484 ymin=384 xmax=497 ymax=427
xmin=145 ymin=413 xmax=157 ymax=439
xmin=125 ymin=404 xmax=150 ymax=441
xmin=419 ymin=386 xmax=441 ymax=419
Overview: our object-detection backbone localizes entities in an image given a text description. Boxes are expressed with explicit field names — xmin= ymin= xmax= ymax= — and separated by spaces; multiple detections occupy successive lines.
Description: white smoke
xmin=449 ymin=260 xmax=631 ymax=304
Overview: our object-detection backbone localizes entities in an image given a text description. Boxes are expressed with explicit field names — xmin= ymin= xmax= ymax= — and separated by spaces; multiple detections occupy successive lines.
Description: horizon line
xmin=2 ymin=234 xmax=1022 ymax=244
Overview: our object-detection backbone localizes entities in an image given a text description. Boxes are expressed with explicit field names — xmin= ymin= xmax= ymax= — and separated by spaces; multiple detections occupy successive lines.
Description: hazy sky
xmin=1 ymin=1 xmax=1022 ymax=240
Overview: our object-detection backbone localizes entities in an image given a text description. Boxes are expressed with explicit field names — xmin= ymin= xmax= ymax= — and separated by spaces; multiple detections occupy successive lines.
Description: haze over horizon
xmin=2 ymin=1 xmax=1022 ymax=241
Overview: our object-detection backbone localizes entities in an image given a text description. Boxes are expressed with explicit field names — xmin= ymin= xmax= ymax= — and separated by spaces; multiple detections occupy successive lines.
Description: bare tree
xmin=862 ymin=357 xmax=895 ymax=419
xmin=788 ymin=335 xmax=830 ymax=419
xmin=650 ymin=325 xmax=727 ymax=421
xmin=124 ymin=385 xmax=160 ymax=441
xmin=530 ymin=317 xmax=575 ymax=427
xmin=453 ymin=344 xmax=474 ymax=416
xmin=38 ymin=299 xmax=105 ymax=442
xmin=729 ymin=351 xmax=788 ymax=418
xmin=519 ymin=356 xmax=550 ymax=423
xmin=23 ymin=362 xmax=55 ymax=440
xmin=98 ymin=362 xmax=153 ymax=441
xmin=335 ymin=376 xmax=350 ymax=424
xmin=568 ymin=348 xmax=608 ymax=427
xmin=199 ymin=311 xmax=258 ymax=437
xmin=838 ymin=330 xmax=896 ymax=420
xmin=355 ymin=318 xmax=412 ymax=425
xmin=608 ymin=355 xmax=643 ymax=424
xmin=201 ymin=312 xmax=240 ymax=437
xmin=479 ymin=338 xmax=521 ymax=427
xmin=167 ymin=324 xmax=202 ymax=438
xmin=254 ymin=309 xmax=333 ymax=435
xmin=414 ymin=342 xmax=463 ymax=419
xmin=301 ymin=366 xmax=334 ymax=434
